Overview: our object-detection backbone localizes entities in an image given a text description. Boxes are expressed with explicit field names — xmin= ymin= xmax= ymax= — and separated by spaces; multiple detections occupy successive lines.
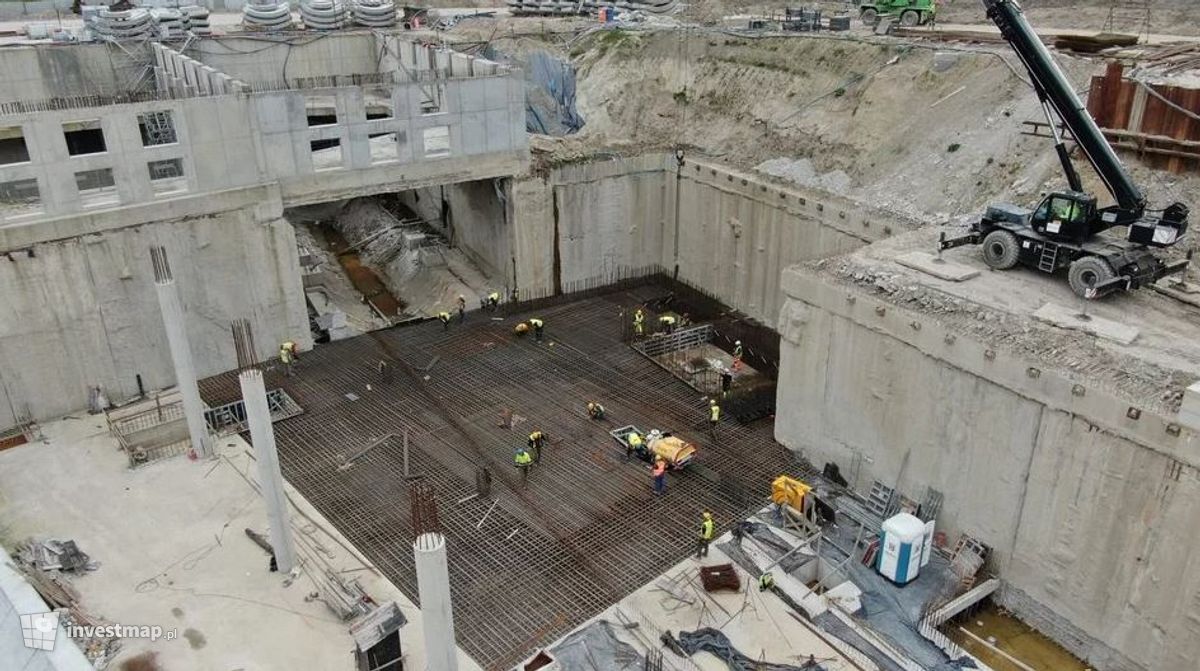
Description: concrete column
xmin=239 ymin=368 xmax=296 ymax=574
xmin=152 ymin=271 xmax=213 ymax=460
xmin=414 ymin=532 xmax=457 ymax=671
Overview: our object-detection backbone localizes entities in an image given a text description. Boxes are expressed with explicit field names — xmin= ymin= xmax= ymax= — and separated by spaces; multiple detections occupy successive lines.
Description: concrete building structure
xmin=0 ymin=32 xmax=527 ymax=426
xmin=774 ymin=230 xmax=1200 ymax=671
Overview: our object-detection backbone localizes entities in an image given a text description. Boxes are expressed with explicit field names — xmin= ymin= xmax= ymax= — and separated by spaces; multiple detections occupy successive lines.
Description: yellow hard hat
xmin=703 ymin=511 xmax=713 ymax=519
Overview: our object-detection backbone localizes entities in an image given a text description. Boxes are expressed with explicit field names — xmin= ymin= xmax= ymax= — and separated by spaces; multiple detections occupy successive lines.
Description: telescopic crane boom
xmin=941 ymin=0 xmax=1190 ymax=298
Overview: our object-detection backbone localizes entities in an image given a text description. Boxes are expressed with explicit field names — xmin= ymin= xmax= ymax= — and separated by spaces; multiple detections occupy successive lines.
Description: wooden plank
xmin=1099 ymin=60 xmax=1125 ymax=128
xmin=1128 ymin=83 xmax=1148 ymax=134
xmin=1108 ymin=76 xmax=1128 ymax=131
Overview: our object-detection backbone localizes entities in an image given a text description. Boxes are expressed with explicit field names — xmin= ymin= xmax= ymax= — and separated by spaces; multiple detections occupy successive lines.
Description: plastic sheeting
xmin=677 ymin=628 xmax=829 ymax=670
xmin=521 ymin=50 xmax=586 ymax=136
xmin=547 ymin=620 xmax=643 ymax=670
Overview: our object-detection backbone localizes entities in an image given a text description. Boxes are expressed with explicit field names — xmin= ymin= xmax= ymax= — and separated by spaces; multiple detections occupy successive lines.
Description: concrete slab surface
xmin=0 ymin=417 xmax=481 ymax=671
xmin=895 ymin=252 xmax=980 ymax=282
xmin=1032 ymin=302 xmax=1140 ymax=345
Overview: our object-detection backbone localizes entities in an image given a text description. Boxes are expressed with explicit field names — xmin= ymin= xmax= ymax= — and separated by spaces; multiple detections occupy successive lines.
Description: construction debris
xmin=18 ymin=538 xmax=96 ymax=573
xmin=676 ymin=627 xmax=829 ymax=670
xmin=698 ymin=564 xmax=741 ymax=592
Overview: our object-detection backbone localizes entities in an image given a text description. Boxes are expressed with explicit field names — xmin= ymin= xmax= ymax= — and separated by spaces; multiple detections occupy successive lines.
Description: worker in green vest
xmin=529 ymin=317 xmax=545 ymax=343
xmin=696 ymin=511 xmax=715 ymax=558
xmin=758 ymin=572 xmax=775 ymax=592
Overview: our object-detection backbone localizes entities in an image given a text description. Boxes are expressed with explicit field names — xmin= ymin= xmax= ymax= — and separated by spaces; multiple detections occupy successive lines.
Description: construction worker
xmin=627 ymin=431 xmax=643 ymax=462
xmin=438 ymin=310 xmax=452 ymax=331
xmin=758 ymin=572 xmax=776 ymax=592
xmin=708 ymin=399 xmax=721 ymax=440
xmin=486 ymin=291 xmax=501 ymax=311
xmin=732 ymin=339 xmax=744 ymax=372
xmin=658 ymin=313 xmax=677 ymax=334
xmin=652 ymin=457 xmax=667 ymax=495
xmin=530 ymin=317 xmax=545 ymax=343
xmin=633 ymin=308 xmax=645 ymax=337
xmin=514 ymin=446 xmax=533 ymax=487
xmin=528 ymin=430 xmax=546 ymax=463
xmin=587 ymin=401 xmax=606 ymax=420
xmin=279 ymin=341 xmax=298 ymax=376
xmin=696 ymin=511 xmax=715 ymax=558
xmin=457 ymin=295 xmax=466 ymax=323
xmin=514 ymin=322 xmax=530 ymax=337
xmin=720 ymin=370 xmax=733 ymax=398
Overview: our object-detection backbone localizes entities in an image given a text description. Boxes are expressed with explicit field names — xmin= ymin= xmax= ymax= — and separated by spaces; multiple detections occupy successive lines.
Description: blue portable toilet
xmin=876 ymin=513 xmax=926 ymax=585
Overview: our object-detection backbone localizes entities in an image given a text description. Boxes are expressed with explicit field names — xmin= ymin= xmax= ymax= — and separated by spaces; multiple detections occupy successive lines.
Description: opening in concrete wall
xmin=62 ymin=119 xmax=107 ymax=156
xmin=311 ymin=139 xmax=343 ymax=171
xmin=422 ymin=126 xmax=449 ymax=157
xmin=148 ymin=158 xmax=187 ymax=196
xmin=0 ymin=126 xmax=30 ymax=165
xmin=368 ymin=132 xmax=401 ymax=164
xmin=138 ymin=111 xmax=178 ymax=146
xmin=74 ymin=167 xmax=117 ymax=208
xmin=306 ymin=95 xmax=338 ymax=127
xmin=419 ymin=82 xmax=446 ymax=115
xmin=0 ymin=177 xmax=40 ymax=216
xmin=365 ymin=86 xmax=393 ymax=120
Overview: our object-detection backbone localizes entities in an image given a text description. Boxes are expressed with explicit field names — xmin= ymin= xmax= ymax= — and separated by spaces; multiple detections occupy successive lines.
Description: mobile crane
xmin=940 ymin=0 xmax=1189 ymax=298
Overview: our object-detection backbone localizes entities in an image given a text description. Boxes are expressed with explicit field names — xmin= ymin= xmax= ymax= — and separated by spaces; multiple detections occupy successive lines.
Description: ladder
xmin=1038 ymin=241 xmax=1060 ymax=272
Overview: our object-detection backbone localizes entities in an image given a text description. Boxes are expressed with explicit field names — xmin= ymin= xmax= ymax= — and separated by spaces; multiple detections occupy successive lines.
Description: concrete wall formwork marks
xmin=0 ymin=187 xmax=309 ymax=427
xmin=774 ymin=268 xmax=1200 ymax=671
xmin=398 ymin=179 xmax=512 ymax=281
xmin=507 ymin=155 xmax=901 ymax=323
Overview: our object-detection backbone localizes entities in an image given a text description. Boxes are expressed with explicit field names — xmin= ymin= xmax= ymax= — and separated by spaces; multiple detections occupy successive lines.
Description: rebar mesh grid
xmin=200 ymin=288 xmax=811 ymax=670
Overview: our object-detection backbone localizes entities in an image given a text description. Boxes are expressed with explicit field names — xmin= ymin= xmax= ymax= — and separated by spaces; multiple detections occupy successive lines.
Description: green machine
xmin=859 ymin=0 xmax=937 ymax=26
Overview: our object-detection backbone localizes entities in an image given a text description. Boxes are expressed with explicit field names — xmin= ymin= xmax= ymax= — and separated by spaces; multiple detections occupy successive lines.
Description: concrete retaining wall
xmin=774 ymin=266 xmax=1200 ymax=671
xmin=504 ymin=155 xmax=906 ymax=323
xmin=397 ymin=178 xmax=512 ymax=281
xmin=0 ymin=184 xmax=309 ymax=427
xmin=0 ymin=43 xmax=143 ymax=104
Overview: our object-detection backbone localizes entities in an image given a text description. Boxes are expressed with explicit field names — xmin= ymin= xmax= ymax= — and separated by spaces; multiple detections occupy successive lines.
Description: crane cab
xmin=1030 ymin=191 xmax=1096 ymax=243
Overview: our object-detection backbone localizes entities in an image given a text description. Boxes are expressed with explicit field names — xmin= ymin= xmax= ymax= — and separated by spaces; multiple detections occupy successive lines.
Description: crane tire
xmin=900 ymin=10 xmax=920 ymax=26
xmin=981 ymin=230 xmax=1020 ymax=270
xmin=1068 ymin=256 xmax=1115 ymax=298
xmin=860 ymin=8 xmax=878 ymax=26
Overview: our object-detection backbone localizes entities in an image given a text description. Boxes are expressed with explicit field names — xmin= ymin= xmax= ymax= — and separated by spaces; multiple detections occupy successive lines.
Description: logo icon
xmin=20 ymin=612 xmax=59 ymax=651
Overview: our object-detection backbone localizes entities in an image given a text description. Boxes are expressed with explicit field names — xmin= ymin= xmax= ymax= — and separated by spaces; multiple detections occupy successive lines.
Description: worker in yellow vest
xmin=438 ymin=311 xmax=451 ymax=331
xmin=529 ymin=317 xmax=545 ymax=343
xmin=708 ymin=399 xmax=721 ymax=440
xmin=587 ymin=401 xmax=606 ymax=420
xmin=279 ymin=341 xmax=298 ymax=377
xmin=633 ymin=308 xmax=645 ymax=337
xmin=487 ymin=291 xmax=501 ymax=311
xmin=696 ymin=511 xmax=715 ymax=558
xmin=658 ymin=314 xmax=677 ymax=334
xmin=514 ymin=447 xmax=533 ymax=487
xmin=528 ymin=429 xmax=546 ymax=463
xmin=627 ymin=431 xmax=643 ymax=461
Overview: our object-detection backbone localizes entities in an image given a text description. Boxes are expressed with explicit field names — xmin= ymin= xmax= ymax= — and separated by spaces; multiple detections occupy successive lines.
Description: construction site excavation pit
xmin=199 ymin=276 xmax=805 ymax=670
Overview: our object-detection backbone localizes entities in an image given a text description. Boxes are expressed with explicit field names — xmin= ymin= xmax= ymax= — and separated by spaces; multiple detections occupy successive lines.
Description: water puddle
xmin=322 ymin=225 xmax=405 ymax=321
xmin=945 ymin=602 xmax=1090 ymax=671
